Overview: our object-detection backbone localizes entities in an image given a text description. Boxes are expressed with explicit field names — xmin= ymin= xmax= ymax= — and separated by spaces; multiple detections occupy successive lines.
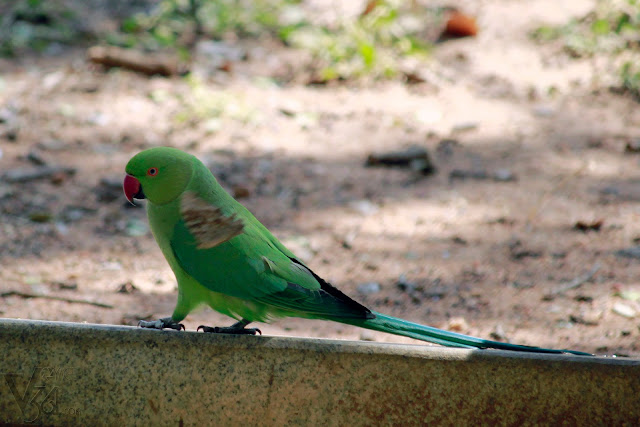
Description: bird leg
xmin=138 ymin=316 xmax=185 ymax=331
xmin=197 ymin=319 xmax=261 ymax=335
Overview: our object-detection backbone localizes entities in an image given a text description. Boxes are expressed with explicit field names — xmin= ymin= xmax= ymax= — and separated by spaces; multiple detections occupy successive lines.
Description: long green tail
xmin=345 ymin=312 xmax=592 ymax=356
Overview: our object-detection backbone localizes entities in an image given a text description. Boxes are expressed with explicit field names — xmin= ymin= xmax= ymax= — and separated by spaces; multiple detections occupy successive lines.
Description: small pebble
xmin=357 ymin=282 xmax=381 ymax=295
xmin=532 ymin=105 xmax=555 ymax=117
xmin=555 ymin=320 xmax=574 ymax=329
xmin=615 ymin=246 xmax=640 ymax=259
xmin=125 ymin=218 xmax=149 ymax=237
xmin=349 ymin=200 xmax=379 ymax=216
xmin=27 ymin=151 xmax=48 ymax=166
xmin=396 ymin=276 xmax=416 ymax=293
xmin=493 ymin=169 xmax=516 ymax=182
xmin=490 ymin=324 xmax=507 ymax=341
xmin=117 ymin=281 xmax=139 ymax=294
xmin=360 ymin=331 xmax=376 ymax=341
xmin=447 ymin=317 xmax=468 ymax=332
xmin=101 ymin=261 xmax=123 ymax=271
xmin=55 ymin=222 xmax=69 ymax=235
xmin=451 ymin=121 xmax=479 ymax=133
xmin=612 ymin=302 xmax=637 ymax=319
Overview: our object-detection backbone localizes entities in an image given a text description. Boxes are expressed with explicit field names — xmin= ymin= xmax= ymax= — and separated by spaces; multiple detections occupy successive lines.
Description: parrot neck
xmin=147 ymin=197 xmax=181 ymax=239
xmin=189 ymin=161 xmax=238 ymax=213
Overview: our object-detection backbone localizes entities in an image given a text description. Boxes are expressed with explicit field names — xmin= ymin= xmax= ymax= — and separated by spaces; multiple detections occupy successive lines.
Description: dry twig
xmin=1 ymin=291 xmax=113 ymax=309
xmin=543 ymin=262 xmax=601 ymax=300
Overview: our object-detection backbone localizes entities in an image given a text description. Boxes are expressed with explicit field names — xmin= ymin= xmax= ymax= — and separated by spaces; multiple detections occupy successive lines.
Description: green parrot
xmin=123 ymin=147 xmax=591 ymax=356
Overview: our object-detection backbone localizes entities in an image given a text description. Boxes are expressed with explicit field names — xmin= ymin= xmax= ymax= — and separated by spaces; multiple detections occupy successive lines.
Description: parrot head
xmin=124 ymin=147 xmax=194 ymax=205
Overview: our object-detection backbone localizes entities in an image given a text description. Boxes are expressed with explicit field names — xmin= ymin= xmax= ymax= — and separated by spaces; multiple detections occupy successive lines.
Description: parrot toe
xmin=138 ymin=317 xmax=185 ymax=331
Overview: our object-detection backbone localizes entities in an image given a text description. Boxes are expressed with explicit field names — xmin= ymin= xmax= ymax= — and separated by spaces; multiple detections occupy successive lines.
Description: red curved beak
xmin=123 ymin=174 xmax=143 ymax=204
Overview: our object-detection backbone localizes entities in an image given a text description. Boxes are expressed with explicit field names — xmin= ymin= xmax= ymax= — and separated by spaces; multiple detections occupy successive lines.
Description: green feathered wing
xmin=170 ymin=218 xmax=373 ymax=321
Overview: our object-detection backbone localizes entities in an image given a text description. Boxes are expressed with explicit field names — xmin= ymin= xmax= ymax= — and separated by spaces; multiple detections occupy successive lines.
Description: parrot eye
xmin=147 ymin=167 xmax=158 ymax=176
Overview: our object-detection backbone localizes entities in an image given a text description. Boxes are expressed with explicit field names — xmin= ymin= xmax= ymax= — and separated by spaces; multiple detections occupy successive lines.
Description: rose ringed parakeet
xmin=123 ymin=147 xmax=591 ymax=356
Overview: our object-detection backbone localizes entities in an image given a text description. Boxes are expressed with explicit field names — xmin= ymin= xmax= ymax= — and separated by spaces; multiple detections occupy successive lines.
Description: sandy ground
xmin=1 ymin=0 xmax=640 ymax=356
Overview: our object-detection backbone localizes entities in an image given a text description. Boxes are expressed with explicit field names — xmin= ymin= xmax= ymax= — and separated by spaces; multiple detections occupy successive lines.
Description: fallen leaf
xmin=443 ymin=10 xmax=478 ymax=38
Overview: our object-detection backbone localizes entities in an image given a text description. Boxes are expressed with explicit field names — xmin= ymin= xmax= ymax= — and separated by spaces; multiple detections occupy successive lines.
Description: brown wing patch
xmin=180 ymin=191 xmax=244 ymax=249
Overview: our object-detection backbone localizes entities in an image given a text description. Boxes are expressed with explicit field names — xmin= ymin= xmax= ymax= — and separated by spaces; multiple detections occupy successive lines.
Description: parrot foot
xmin=197 ymin=323 xmax=262 ymax=335
xmin=138 ymin=317 xmax=185 ymax=331
xmin=197 ymin=318 xmax=261 ymax=335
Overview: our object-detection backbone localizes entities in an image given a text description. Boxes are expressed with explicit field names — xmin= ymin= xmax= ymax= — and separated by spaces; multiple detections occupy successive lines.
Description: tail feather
xmin=345 ymin=312 xmax=592 ymax=356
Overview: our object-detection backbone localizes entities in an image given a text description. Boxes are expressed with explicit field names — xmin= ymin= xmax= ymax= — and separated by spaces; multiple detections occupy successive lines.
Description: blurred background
xmin=1 ymin=0 xmax=640 ymax=356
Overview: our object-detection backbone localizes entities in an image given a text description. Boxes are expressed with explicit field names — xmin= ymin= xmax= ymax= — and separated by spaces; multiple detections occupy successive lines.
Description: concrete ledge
xmin=1 ymin=319 xmax=639 ymax=425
